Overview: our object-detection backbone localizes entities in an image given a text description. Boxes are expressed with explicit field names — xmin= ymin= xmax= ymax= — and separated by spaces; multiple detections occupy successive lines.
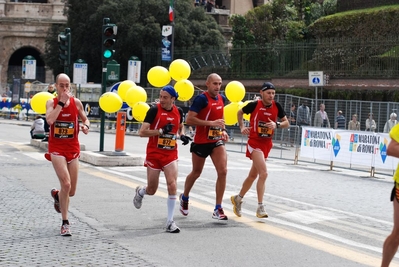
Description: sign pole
xmin=309 ymin=71 xmax=324 ymax=120
xmin=100 ymin=62 xmax=107 ymax=152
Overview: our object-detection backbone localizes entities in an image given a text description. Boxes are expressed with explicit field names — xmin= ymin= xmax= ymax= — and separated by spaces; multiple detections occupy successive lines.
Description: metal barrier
xmin=225 ymin=125 xmax=301 ymax=165
xmin=225 ymin=124 xmax=394 ymax=178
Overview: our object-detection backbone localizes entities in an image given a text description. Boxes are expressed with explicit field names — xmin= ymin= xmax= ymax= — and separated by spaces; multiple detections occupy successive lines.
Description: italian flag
xmin=169 ymin=0 xmax=174 ymax=22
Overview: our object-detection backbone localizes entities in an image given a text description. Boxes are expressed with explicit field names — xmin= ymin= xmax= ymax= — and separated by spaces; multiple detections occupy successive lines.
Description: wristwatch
xmin=276 ymin=122 xmax=281 ymax=128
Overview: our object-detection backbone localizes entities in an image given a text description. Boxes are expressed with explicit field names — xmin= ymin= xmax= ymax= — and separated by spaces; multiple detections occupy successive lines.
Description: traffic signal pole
xmin=99 ymin=18 xmax=117 ymax=152
xmin=100 ymin=60 xmax=107 ymax=151
xmin=58 ymin=28 xmax=71 ymax=76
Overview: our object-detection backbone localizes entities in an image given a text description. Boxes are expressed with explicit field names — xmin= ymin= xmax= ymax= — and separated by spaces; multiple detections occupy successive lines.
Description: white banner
xmin=127 ymin=60 xmax=141 ymax=83
xmin=300 ymin=127 xmax=398 ymax=171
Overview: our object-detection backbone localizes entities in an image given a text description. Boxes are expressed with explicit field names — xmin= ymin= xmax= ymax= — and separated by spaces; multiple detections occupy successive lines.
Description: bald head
xmin=55 ymin=73 xmax=70 ymax=83
xmin=205 ymin=73 xmax=222 ymax=97
xmin=206 ymin=73 xmax=221 ymax=83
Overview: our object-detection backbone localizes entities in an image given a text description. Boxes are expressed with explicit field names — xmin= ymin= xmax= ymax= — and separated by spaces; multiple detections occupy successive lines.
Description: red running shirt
xmin=248 ymin=100 xmax=279 ymax=142
xmin=193 ymin=92 xmax=224 ymax=144
xmin=146 ymin=103 xmax=181 ymax=158
xmin=48 ymin=97 xmax=81 ymax=153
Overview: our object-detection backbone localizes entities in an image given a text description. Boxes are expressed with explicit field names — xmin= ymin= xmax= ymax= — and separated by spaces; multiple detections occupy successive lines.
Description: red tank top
xmin=194 ymin=92 xmax=224 ymax=144
xmin=146 ymin=103 xmax=181 ymax=156
xmin=48 ymin=97 xmax=81 ymax=153
xmin=248 ymin=100 xmax=279 ymax=141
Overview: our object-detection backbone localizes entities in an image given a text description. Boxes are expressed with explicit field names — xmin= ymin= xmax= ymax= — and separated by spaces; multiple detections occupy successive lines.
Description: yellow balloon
xmin=99 ymin=92 xmax=123 ymax=113
xmin=225 ymin=81 xmax=246 ymax=102
xmin=132 ymin=101 xmax=150 ymax=122
xmin=224 ymin=102 xmax=240 ymax=126
xmin=147 ymin=66 xmax=171 ymax=87
xmin=175 ymin=79 xmax=194 ymax=101
xmin=30 ymin=92 xmax=54 ymax=114
xmin=126 ymin=86 xmax=147 ymax=108
xmin=118 ymin=80 xmax=136 ymax=101
xmin=169 ymin=59 xmax=191 ymax=82
xmin=239 ymin=100 xmax=252 ymax=121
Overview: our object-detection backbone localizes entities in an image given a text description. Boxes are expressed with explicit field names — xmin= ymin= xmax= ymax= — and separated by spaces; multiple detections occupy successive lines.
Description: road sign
xmin=73 ymin=61 xmax=88 ymax=84
xmin=22 ymin=56 xmax=36 ymax=80
xmin=309 ymin=71 xmax=324 ymax=86
xmin=127 ymin=56 xmax=141 ymax=83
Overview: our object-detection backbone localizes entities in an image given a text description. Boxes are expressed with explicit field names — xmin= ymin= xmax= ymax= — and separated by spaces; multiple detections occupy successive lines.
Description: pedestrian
xmin=47 ymin=83 xmax=57 ymax=96
xmin=230 ymin=82 xmax=289 ymax=218
xmin=30 ymin=115 xmax=45 ymax=139
xmin=365 ymin=113 xmax=376 ymax=132
xmin=179 ymin=73 xmax=229 ymax=220
xmin=46 ymin=73 xmax=90 ymax=236
xmin=133 ymin=85 xmax=191 ymax=233
xmin=348 ymin=114 xmax=360 ymax=131
xmin=314 ymin=103 xmax=330 ymax=128
xmin=288 ymin=103 xmax=296 ymax=126
xmin=381 ymin=123 xmax=399 ymax=267
xmin=297 ymin=101 xmax=310 ymax=127
xmin=384 ymin=113 xmax=398 ymax=133
xmin=335 ymin=110 xmax=346 ymax=129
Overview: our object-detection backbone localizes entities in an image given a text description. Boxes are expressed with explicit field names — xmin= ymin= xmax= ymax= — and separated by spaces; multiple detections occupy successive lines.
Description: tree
xmin=44 ymin=0 xmax=225 ymax=83
xmin=229 ymin=0 xmax=337 ymax=47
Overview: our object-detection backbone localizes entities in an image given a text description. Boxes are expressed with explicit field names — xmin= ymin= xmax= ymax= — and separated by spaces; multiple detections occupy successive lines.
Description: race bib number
xmin=157 ymin=134 xmax=177 ymax=150
xmin=54 ymin=121 xmax=75 ymax=138
xmin=257 ymin=121 xmax=273 ymax=138
xmin=207 ymin=126 xmax=222 ymax=140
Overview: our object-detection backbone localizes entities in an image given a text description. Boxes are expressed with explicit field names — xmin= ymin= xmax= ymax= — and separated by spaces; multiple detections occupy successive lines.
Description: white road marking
xmin=278 ymin=209 xmax=347 ymax=225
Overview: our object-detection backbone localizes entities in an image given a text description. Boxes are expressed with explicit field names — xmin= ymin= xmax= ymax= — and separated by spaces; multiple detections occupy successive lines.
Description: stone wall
xmin=0 ymin=0 xmax=66 ymax=88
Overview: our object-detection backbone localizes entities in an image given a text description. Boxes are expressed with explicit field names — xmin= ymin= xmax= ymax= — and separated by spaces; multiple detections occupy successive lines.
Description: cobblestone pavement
xmin=0 ymin=175 xmax=157 ymax=267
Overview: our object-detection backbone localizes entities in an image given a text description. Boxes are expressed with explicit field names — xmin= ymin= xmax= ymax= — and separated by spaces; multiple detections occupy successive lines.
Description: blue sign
xmin=312 ymin=77 xmax=320 ymax=85
xmin=161 ymin=25 xmax=173 ymax=62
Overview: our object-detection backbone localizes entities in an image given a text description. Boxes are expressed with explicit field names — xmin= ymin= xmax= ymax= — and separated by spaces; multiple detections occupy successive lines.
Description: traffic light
xmin=58 ymin=28 xmax=71 ymax=67
xmin=102 ymin=22 xmax=117 ymax=62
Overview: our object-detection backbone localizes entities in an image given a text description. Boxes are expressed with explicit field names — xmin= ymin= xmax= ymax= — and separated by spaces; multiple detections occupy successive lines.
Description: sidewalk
xmin=1 ymin=174 xmax=157 ymax=266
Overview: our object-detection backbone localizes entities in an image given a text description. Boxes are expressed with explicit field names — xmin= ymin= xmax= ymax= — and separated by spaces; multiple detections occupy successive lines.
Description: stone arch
xmin=6 ymin=46 xmax=46 ymax=84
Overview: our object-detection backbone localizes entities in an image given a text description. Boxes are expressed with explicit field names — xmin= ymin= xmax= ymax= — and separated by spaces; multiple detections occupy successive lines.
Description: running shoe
xmin=179 ymin=194 xmax=189 ymax=216
xmin=212 ymin=207 xmax=228 ymax=220
xmin=230 ymin=195 xmax=242 ymax=217
xmin=256 ymin=205 xmax=269 ymax=218
xmin=166 ymin=221 xmax=180 ymax=233
xmin=51 ymin=188 xmax=61 ymax=213
xmin=133 ymin=186 xmax=143 ymax=209
xmin=60 ymin=224 xmax=71 ymax=236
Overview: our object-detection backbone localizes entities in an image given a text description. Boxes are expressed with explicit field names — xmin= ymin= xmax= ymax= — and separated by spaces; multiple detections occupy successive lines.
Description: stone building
xmin=0 ymin=0 xmax=66 ymax=91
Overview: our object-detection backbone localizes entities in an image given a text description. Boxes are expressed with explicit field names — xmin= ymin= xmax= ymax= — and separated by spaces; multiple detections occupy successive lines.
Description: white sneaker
xmin=179 ymin=194 xmax=189 ymax=216
xmin=60 ymin=224 xmax=71 ymax=236
xmin=256 ymin=205 xmax=268 ymax=218
xmin=230 ymin=195 xmax=242 ymax=217
xmin=166 ymin=221 xmax=180 ymax=233
xmin=212 ymin=208 xmax=228 ymax=220
xmin=133 ymin=186 xmax=143 ymax=209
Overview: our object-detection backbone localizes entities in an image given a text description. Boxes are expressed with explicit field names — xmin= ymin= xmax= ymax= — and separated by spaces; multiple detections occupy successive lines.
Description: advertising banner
xmin=300 ymin=127 xmax=398 ymax=172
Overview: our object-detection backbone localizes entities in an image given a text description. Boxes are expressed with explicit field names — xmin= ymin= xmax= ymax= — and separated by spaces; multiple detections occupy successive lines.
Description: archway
xmin=8 ymin=47 xmax=46 ymax=84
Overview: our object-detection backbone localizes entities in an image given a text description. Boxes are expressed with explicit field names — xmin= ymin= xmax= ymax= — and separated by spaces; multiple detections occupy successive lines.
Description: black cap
xmin=261 ymin=82 xmax=275 ymax=91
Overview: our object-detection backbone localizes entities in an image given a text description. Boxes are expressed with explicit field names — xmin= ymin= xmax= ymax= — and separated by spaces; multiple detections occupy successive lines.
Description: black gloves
xmin=180 ymin=135 xmax=193 ymax=145
xmin=162 ymin=123 xmax=174 ymax=134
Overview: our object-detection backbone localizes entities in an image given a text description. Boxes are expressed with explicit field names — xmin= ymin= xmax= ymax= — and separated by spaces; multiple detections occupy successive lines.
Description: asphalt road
xmin=1 ymin=119 xmax=399 ymax=266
